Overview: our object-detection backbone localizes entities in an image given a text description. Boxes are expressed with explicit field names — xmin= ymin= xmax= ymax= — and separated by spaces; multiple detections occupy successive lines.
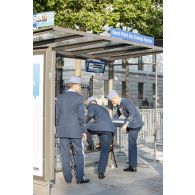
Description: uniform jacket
xmin=114 ymin=98 xmax=144 ymax=129
xmin=55 ymin=91 xmax=86 ymax=138
xmin=86 ymin=103 xmax=116 ymax=134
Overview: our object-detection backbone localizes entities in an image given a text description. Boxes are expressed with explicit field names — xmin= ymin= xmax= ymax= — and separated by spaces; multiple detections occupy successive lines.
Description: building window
xmin=138 ymin=82 xmax=144 ymax=99
xmin=153 ymin=83 xmax=155 ymax=95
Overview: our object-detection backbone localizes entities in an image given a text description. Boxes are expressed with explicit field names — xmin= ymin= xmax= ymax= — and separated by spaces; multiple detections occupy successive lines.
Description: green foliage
xmin=33 ymin=0 xmax=163 ymax=38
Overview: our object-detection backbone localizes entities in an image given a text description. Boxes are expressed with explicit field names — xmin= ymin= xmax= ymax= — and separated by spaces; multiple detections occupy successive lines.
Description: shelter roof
xmin=33 ymin=26 xmax=163 ymax=61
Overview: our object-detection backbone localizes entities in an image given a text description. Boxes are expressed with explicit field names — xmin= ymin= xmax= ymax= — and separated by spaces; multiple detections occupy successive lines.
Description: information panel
xmin=85 ymin=60 xmax=106 ymax=73
xmin=33 ymin=54 xmax=44 ymax=177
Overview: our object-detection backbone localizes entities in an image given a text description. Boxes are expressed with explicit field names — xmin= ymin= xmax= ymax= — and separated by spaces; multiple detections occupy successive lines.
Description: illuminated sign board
xmin=110 ymin=27 xmax=154 ymax=46
xmin=85 ymin=60 xmax=106 ymax=73
xmin=33 ymin=55 xmax=44 ymax=177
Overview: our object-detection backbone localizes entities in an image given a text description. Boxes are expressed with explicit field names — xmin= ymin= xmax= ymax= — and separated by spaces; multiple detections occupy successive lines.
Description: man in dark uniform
xmin=86 ymin=97 xmax=116 ymax=179
xmin=55 ymin=76 xmax=90 ymax=184
xmin=107 ymin=90 xmax=144 ymax=172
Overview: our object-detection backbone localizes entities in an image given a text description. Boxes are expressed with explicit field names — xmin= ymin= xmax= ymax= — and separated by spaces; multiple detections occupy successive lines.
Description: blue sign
xmin=33 ymin=63 xmax=40 ymax=97
xmin=85 ymin=60 xmax=106 ymax=73
xmin=33 ymin=11 xmax=55 ymax=29
xmin=110 ymin=27 xmax=154 ymax=46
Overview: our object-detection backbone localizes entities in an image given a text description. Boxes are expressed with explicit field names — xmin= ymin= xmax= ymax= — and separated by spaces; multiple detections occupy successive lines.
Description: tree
xmin=33 ymin=0 xmax=163 ymax=39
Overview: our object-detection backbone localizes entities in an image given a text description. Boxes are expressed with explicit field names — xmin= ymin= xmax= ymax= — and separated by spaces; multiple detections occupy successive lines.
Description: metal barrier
xmin=138 ymin=108 xmax=163 ymax=145
xmin=114 ymin=109 xmax=163 ymax=147
xmin=55 ymin=109 xmax=163 ymax=169
xmin=113 ymin=108 xmax=163 ymax=161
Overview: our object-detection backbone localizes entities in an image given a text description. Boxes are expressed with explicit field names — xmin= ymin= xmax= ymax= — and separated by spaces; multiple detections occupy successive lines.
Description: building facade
xmin=56 ymin=54 xmax=163 ymax=108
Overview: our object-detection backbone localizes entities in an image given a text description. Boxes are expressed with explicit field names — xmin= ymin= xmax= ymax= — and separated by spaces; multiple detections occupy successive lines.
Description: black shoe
xmin=123 ymin=166 xmax=137 ymax=172
xmin=66 ymin=181 xmax=71 ymax=184
xmin=77 ymin=178 xmax=90 ymax=184
xmin=98 ymin=173 xmax=105 ymax=179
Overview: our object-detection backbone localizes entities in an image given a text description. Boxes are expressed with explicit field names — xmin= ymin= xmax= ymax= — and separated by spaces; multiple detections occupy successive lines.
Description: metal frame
xmin=33 ymin=27 xmax=163 ymax=182
xmin=34 ymin=26 xmax=162 ymax=62
xmin=33 ymin=49 xmax=47 ymax=182
xmin=33 ymin=47 xmax=56 ymax=195
xmin=33 ymin=47 xmax=56 ymax=182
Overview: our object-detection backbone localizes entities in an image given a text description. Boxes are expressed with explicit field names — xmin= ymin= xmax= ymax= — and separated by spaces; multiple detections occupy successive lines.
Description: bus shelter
xmin=33 ymin=26 xmax=163 ymax=195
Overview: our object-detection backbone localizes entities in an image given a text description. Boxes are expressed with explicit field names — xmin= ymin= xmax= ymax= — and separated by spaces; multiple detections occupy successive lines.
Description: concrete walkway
xmin=51 ymin=144 xmax=163 ymax=195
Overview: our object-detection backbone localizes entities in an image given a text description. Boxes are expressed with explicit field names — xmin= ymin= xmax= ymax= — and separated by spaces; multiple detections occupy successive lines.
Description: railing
xmin=113 ymin=108 xmax=163 ymax=161
xmin=138 ymin=108 xmax=163 ymax=145
xmin=113 ymin=108 xmax=163 ymax=150
xmin=55 ymin=109 xmax=163 ymax=169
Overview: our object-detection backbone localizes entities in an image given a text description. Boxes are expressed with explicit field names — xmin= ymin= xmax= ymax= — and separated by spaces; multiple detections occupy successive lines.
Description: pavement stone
xmin=51 ymin=144 xmax=163 ymax=195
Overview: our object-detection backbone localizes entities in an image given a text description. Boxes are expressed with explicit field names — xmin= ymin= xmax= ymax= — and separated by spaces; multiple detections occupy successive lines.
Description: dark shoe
xmin=98 ymin=173 xmax=105 ymax=179
xmin=123 ymin=166 xmax=137 ymax=172
xmin=77 ymin=178 xmax=90 ymax=184
xmin=66 ymin=181 xmax=71 ymax=184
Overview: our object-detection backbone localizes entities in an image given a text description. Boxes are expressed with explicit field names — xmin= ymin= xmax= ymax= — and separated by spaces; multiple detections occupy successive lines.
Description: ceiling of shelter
xmin=33 ymin=26 xmax=163 ymax=62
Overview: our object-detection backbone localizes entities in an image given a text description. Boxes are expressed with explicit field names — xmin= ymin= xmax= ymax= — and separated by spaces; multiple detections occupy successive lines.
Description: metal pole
xmin=153 ymin=54 xmax=157 ymax=164
xmin=124 ymin=59 xmax=129 ymax=98
xmin=107 ymin=61 xmax=115 ymax=168
xmin=108 ymin=61 xmax=114 ymax=116
xmin=60 ymin=65 xmax=63 ymax=94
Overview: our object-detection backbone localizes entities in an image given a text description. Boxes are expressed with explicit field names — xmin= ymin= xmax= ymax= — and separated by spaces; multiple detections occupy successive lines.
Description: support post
xmin=108 ymin=61 xmax=114 ymax=115
xmin=107 ymin=61 xmax=115 ymax=168
xmin=153 ymin=54 xmax=157 ymax=164
xmin=108 ymin=62 xmax=114 ymax=94
xmin=33 ymin=47 xmax=56 ymax=195
xmin=124 ymin=59 xmax=129 ymax=98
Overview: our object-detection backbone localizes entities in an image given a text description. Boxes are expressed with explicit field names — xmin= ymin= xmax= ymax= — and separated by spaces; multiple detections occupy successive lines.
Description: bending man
xmin=86 ymin=97 xmax=116 ymax=179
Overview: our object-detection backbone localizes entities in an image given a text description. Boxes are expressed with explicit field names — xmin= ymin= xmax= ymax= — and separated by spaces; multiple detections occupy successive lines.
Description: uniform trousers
xmin=60 ymin=138 xmax=85 ymax=182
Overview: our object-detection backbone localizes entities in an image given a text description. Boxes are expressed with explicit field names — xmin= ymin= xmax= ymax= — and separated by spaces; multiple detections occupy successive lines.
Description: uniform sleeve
xmin=86 ymin=104 xmax=95 ymax=123
xmin=78 ymin=96 xmax=86 ymax=133
xmin=124 ymin=100 xmax=134 ymax=125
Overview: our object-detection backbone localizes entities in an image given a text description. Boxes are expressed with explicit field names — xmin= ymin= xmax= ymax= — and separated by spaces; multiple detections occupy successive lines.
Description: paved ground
xmin=51 ymin=144 xmax=163 ymax=195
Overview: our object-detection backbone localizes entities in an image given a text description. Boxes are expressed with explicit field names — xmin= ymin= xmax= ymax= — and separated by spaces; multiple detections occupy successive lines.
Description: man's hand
xmin=121 ymin=124 xmax=128 ymax=133
xmin=82 ymin=133 xmax=87 ymax=141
